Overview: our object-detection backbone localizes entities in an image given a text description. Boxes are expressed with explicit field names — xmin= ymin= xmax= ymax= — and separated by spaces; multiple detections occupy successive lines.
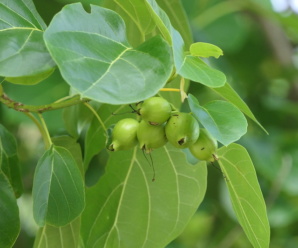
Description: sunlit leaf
xmin=218 ymin=143 xmax=270 ymax=248
xmin=32 ymin=145 xmax=85 ymax=226
xmin=0 ymin=0 xmax=55 ymax=78
xmin=44 ymin=3 xmax=172 ymax=104
xmin=188 ymin=94 xmax=247 ymax=146
xmin=190 ymin=42 xmax=223 ymax=58
xmin=0 ymin=172 xmax=20 ymax=248
xmin=0 ymin=124 xmax=23 ymax=198
xmin=81 ymin=145 xmax=207 ymax=247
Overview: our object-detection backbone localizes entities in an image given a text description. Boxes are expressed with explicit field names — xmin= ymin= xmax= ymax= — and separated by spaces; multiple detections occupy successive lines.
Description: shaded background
xmin=1 ymin=0 xmax=297 ymax=247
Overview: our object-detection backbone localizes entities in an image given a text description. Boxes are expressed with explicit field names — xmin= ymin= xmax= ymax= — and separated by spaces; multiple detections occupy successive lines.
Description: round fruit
xmin=189 ymin=128 xmax=218 ymax=162
xmin=138 ymin=97 xmax=172 ymax=125
xmin=108 ymin=118 xmax=139 ymax=151
xmin=165 ymin=112 xmax=200 ymax=149
xmin=137 ymin=120 xmax=167 ymax=152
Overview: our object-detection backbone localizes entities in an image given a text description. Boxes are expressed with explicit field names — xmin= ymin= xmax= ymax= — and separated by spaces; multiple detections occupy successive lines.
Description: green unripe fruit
xmin=137 ymin=120 xmax=167 ymax=152
xmin=165 ymin=112 xmax=200 ymax=149
xmin=108 ymin=118 xmax=139 ymax=151
xmin=138 ymin=97 xmax=172 ymax=125
xmin=189 ymin=128 xmax=218 ymax=162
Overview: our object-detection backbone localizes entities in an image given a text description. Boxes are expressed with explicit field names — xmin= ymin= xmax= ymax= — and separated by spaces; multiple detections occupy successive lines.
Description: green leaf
xmin=0 ymin=124 xmax=23 ymax=198
xmin=211 ymin=82 xmax=268 ymax=134
xmin=217 ymin=143 xmax=270 ymax=248
xmin=52 ymin=136 xmax=84 ymax=175
xmin=32 ymin=145 xmax=85 ymax=226
xmin=190 ymin=42 xmax=223 ymax=58
xmin=5 ymin=68 xmax=55 ymax=85
xmin=177 ymin=55 xmax=226 ymax=88
xmin=33 ymin=217 xmax=81 ymax=248
xmin=81 ymin=145 xmax=207 ymax=247
xmin=145 ymin=1 xmax=226 ymax=87
xmin=44 ymin=3 xmax=173 ymax=104
xmin=188 ymin=94 xmax=247 ymax=146
xmin=0 ymin=172 xmax=20 ymax=248
xmin=0 ymin=0 xmax=55 ymax=78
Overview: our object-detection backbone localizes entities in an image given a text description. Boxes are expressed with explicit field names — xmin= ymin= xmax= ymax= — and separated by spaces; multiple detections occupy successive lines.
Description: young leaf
xmin=0 ymin=0 xmax=55 ymax=79
xmin=211 ymin=82 xmax=268 ymax=134
xmin=217 ymin=143 xmax=270 ymax=248
xmin=44 ymin=3 xmax=172 ymax=104
xmin=0 ymin=124 xmax=23 ymax=198
xmin=33 ymin=217 xmax=81 ymax=248
xmin=145 ymin=1 xmax=226 ymax=87
xmin=32 ymin=146 xmax=85 ymax=227
xmin=81 ymin=145 xmax=207 ymax=248
xmin=188 ymin=94 xmax=247 ymax=146
xmin=190 ymin=42 xmax=223 ymax=58
xmin=0 ymin=172 xmax=20 ymax=248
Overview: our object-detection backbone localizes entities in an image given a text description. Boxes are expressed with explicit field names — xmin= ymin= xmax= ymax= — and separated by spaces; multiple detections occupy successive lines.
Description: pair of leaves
xmin=218 ymin=143 xmax=270 ymax=248
xmin=144 ymin=0 xmax=226 ymax=87
xmin=0 ymin=0 xmax=55 ymax=83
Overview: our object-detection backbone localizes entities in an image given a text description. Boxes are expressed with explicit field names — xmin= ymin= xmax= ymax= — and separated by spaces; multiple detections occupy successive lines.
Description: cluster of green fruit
xmin=108 ymin=97 xmax=218 ymax=162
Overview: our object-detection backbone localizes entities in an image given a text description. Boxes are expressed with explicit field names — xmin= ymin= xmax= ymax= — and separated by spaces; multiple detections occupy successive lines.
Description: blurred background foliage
xmin=1 ymin=0 xmax=298 ymax=247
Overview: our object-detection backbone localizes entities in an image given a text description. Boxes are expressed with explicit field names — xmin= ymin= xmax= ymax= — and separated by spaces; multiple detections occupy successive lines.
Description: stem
xmin=38 ymin=113 xmax=52 ymax=149
xmin=83 ymin=102 xmax=107 ymax=134
xmin=159 ymin=88 xmax=180 ymax=92
xmin=0 ymin=93 xmax=89 ymax=113
xmin=24 ymin=112 xmax=45 ymax=138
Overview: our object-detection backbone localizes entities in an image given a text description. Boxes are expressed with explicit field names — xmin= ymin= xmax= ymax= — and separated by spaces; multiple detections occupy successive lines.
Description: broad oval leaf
xmin=0 ymin=124 xmax=23 ymax=197
xmin=81 ymin=145 xmax=207 ymax=248
xmin=211 ymin=82 xmax=268 ymax=134
xmin=44 ymin=3 xmax=173 ymax=104
xmin=190 ymin=42 xmax=223 ymax=58
xmin=0 ymin=0 xmax=55 ymax=78
xmin=0 ymin=172 xmax=20 ymax=248
xmin=32 ymin=145 xmax=85 ymax=227
xmin=33 ymin=218 xmax=81 ymax=248
xmin=217 ymin=143 xmax=270 ymax=248
xmin=188 ymin=94 xmax=247 ymax=146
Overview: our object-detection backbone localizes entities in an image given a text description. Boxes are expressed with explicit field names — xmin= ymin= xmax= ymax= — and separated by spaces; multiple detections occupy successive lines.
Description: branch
xmin=0 ymin=93 xmax=90 ymax=113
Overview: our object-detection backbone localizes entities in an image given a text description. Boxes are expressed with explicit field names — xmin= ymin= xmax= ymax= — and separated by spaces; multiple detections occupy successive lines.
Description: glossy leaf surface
xmin=0 ymin=124 xmax=23 ymax=197
xmin=32 ymin=146 xmax=85 ymax=226
xmin=0 ymin=0 xmax=55 ymax=78
xmin=44 ymin=3 xmax=172 ymax=104
xmin=0 ymin=172 xmax=20 ymax=248
xmin=81 ymin=145 xmax=207 ymax=247
xmin=188 ymin=94 xmax=247 ymax=146
xmin=218 ymin=143 xmax=270 ymax=248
